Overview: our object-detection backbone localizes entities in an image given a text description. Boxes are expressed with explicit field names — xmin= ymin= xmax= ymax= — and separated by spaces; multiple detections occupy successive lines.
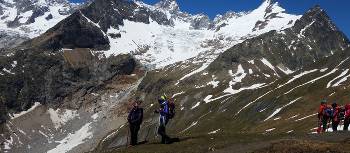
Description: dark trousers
xmin=344 ymin=118 xmax=350 ymax=131
xmin=322 ymin=117 xmax=329 ymax=132
xmin=332 ymin=120 xmax=339 ymax=131
xmin=129 ymin=124 xmax=140 ymax=145
xmin=157 ymin=125 xmax=170 ymax=144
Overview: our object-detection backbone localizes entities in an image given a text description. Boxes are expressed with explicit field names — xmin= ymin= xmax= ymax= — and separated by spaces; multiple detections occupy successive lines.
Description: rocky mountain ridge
xmin=0 ymin=0 xmax=80 ymax=48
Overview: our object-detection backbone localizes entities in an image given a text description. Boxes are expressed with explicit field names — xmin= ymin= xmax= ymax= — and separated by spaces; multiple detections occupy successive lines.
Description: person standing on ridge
xmin=317 ymin=100 xmax=327 ymax=133
xmin=155 ymin=95 xmax=175 ymax=144
xmin=127 ymin=100 xmax=144 ymax=146
xmin=331 ymin=102 xmax=341 ymax=131
xmin=343 ymin=103 xmax=350 ymax=131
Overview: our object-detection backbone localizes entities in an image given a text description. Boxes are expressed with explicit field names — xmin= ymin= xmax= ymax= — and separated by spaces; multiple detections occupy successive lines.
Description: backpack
xmin=323 ymin=107 xmax=333 ymax=117
xmin=167 ymin=101 xmax=176 ymax=119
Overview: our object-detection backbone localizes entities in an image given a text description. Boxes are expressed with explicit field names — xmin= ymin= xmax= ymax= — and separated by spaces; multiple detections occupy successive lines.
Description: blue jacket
xmin=159 ymin=100 xmax=169 ymax=126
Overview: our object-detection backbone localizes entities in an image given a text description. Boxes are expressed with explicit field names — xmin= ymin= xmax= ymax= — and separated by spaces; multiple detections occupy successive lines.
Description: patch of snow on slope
xmin=80 ymin=11 xmax=107 ymax=37
xmin=208 ymin=129 xmax=221 ymax=134
xmin=277 ymin=66 xmax=294 ymax=74
xmin=204 ymin=83 xmax=265 ymax=104
xmin=207 ymin=75 xmax=220 ymax=88
xmin=327 ymin=69 xmax=349 ymax=88
xmin=264 ymin=97 xmax=302 ymax=121
xmin=273 ymin=117 xmax=281 ymax=121
xmin=277 ymin=69 xmax=318 ymax=88
xmin=191 ymin=102 xmax=201 ymax=110
xmin=320 ymin=68 xmax=328 ymax=72
xmin=261 ymin=58 xmax=279 ymax=77
xmin=236 ymin=89 xmax=274 ymax=115
xmin=265 ymin=128 xmax=276 ymax=132
xmin=91 ymin=113 xmax=99 ymax=121
xmin=332 ymin=74 xmax=350 ymax=87
xmin=3 ymin=136 xmax=13 ymax=150
xmin=284 ymin=69 xmax=338 ymax=95
xmin=175 ymin=63 xmax=210 ymax=85
xmin=248 ymin=60 xmax=255 ymax=64
xmin=47 ymin=122 xmax=93 ymax=153
xmin=48 ymin=108 xmax=79 ymax=129
xmin=295 ymin=113 xmax=318 ymax=122
xmin=10 ymin=102 xmax=41 ymax=119
xmin=2 ymin=68 xmax=14 ymax=75
xmin=224 ymin=64 xmax=247 ymax=93
xmin=204 ymin=95 xmax=227 ymax=104
xmin=225 ymin=83 xmax=265 ymax=95
xmin=298 ymin=21 xmax=315 ymax=38
xmin=336 ymin=57 xmax=350 ymax=68
xmin=172 ymin=91 xmax=185 ymax=98
xmin=286 ymin=114 xmax=299 ymax=120
xmin=180 ymin=121 xmax=198 ymax=133
xmin=11 ymin=61 xmax=17 ymax=68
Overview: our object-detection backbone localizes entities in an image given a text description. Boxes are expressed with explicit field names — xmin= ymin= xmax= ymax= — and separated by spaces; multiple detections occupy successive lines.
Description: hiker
xmin=331 ymin=102 xmax=341 ymax=131
xmin=343 ymin=104 xmax=350 ymax=131
xmin=323 ymin=105 xmax=333 ymax=132
xmin=155 ymin=95 xmax=175 ymax=144
xmin=127 ymin=100 xmax=143 ymax=146
xmin=317 ymin=100 xmax=328 ymax=133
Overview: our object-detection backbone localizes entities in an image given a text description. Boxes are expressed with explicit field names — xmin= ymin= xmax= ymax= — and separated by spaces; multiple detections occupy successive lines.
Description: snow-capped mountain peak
xmin=32 ymin=0 xmax=301 ymax=69
xmin=0 ymin=0 xmax=79 ymax=48
xmin=155 ymin=0 xmax=179 ymax=12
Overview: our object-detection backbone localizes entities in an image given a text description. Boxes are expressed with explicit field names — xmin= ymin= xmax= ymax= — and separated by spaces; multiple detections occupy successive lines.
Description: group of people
xmin=127 ymin=97 xmax=350 ymax=145
xmin=317 ymin=100 xmax=350 ymax=133
xmin=127 ymin=95 xmax=176 ymax=146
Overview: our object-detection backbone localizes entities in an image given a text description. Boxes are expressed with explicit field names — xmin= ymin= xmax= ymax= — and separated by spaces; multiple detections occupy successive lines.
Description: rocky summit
xmin=0 ymin=0 xmax=350 ymax=153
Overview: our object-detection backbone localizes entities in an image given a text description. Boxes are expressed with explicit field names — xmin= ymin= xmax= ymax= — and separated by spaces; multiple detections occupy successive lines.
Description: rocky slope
xmin=1 ymin=0 xmax=350 ymax=153
xmin=96 ymin=3 xmax=350 ymax=153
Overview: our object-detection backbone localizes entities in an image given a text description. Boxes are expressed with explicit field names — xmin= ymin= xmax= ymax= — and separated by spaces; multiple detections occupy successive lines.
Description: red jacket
xmin=318 ymin=104 xmax=327 ymax=119
xmin=332 ymin=106 xmax=340 ymax=122
xmin=345 ymin=104 xmax=350 ymax=119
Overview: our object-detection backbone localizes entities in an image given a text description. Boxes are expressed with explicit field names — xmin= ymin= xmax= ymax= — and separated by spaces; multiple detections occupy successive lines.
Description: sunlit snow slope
xmin=99 ymin=0 xmax=301 ymax=68
xmin=0 ymin=0 xmax=79 ymax=48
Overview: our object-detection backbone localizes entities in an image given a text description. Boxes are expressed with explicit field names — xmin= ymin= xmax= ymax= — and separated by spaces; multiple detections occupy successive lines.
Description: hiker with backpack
xmin=127 ymin=100 xmax=144 ymax=146
xmin=331 ymin=102 xmax=341 ymax=131
xmin=323 ymin=105 xmax=333 ymax=132
xmin=317 ymin=100 xmax=328 ymax=133
xmin=343 ymin=104 xmax=350 ymax=131
xmin=155 ymin=95 xmax=175 ymax=144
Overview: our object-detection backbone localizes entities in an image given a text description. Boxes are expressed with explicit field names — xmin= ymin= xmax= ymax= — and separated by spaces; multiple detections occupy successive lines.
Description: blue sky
xmin=70 ymin=0 xmax=349 ymax=38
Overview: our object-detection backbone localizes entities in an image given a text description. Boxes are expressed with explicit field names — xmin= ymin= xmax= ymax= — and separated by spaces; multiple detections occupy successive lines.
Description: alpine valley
xmin=0 ymin=0 xmax=350 ymax=153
